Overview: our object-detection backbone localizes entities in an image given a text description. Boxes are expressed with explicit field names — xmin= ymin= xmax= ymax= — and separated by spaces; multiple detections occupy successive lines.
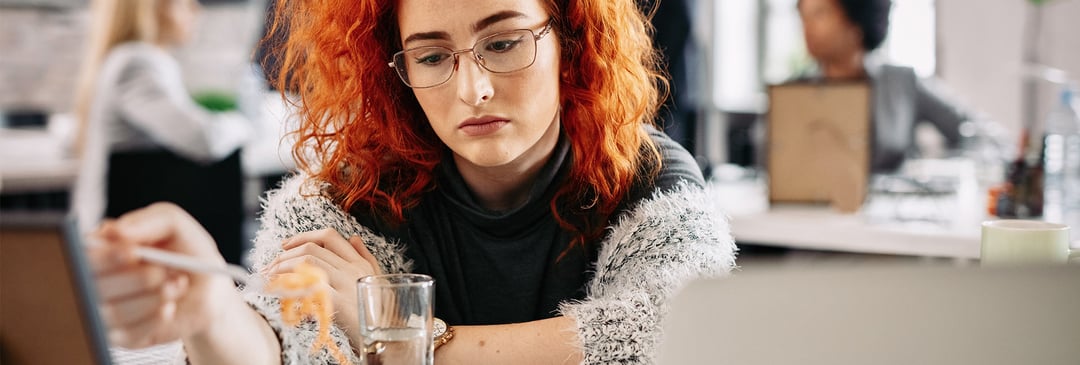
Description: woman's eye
xmin=485 ymin=38 xmax=522 ymax=53
xmin=414 ymin=53 xmax=449 ymax=65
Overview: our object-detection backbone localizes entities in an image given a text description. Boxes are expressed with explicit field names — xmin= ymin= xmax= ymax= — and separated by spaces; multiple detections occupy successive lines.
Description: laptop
xmin=0 ymin=215 xmax=113 ymax=364
xmin=658 ymin=264 xmax=1080 ymax=365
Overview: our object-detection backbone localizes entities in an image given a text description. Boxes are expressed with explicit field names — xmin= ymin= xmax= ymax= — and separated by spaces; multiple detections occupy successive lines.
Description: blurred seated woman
xmin=72 ymin=0 xmax=253 ymax=264
xmin=797 ymin=0 xmax=971 ymax=172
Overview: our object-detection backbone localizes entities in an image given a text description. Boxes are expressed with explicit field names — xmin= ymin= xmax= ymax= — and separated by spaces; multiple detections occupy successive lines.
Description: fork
xmin=133 ymin=247 xmax=268 ymax=294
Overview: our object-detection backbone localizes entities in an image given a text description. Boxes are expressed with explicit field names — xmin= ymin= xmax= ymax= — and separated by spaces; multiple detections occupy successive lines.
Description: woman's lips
xmin=459 ymin=118 xmax=509 ymax=137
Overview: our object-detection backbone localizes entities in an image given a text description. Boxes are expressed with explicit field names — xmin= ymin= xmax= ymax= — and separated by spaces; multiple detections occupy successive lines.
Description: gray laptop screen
xmin=659 ymin=264 xmax=1080 ymax=365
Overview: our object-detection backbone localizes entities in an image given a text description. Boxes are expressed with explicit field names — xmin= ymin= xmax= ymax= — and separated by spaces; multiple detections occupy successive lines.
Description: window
xmin=879 ymin=0 xmax=937 ymax=78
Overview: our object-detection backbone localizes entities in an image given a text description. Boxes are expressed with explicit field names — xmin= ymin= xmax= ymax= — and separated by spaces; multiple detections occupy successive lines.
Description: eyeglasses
xmin=388 ymin=20 xmax=554 ymax=89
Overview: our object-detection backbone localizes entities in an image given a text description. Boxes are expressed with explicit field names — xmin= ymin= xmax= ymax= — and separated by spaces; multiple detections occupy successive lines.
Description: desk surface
xmin=713 ymin=174 xmax=985 ymax=259
xmin=0 ymin=128 xmax=79 ymax=193
xmin=730 ymin=204 xmax=982 ymax=258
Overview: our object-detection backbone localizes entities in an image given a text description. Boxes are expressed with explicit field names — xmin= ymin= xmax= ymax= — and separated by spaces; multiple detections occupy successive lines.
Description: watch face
xmin=433 ymin=317 xmax=447 ymax=337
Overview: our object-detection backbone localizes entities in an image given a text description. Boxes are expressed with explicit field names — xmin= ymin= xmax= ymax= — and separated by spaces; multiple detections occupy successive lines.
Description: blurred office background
xmin=3 ymin=0 xmax=1078 ymax=166
xmin=0 ymin=0 xmax=264 ymax=118
xmin=700 ymin=0 xmax=1079 ymax=168
xmin=1 ymin=0 xmax=1078 ymax=267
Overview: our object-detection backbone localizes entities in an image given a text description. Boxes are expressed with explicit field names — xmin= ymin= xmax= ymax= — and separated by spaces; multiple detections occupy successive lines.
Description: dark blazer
xmin=867 ymin=63 xmax=967 ymax=171
xmin=794 ymin=61 xmax=969 ymax=172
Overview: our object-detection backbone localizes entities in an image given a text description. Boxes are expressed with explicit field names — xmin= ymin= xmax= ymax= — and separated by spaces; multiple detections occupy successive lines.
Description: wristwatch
xmin=433 ymin=317 xmax=454 ymax=350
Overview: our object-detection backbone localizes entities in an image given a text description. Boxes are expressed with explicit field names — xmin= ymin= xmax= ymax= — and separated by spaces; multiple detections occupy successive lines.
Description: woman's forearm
xmin=435 ymin=316 xmax=583 ymax=365
xmin=184 ymin=290 xmax=282 ymax=365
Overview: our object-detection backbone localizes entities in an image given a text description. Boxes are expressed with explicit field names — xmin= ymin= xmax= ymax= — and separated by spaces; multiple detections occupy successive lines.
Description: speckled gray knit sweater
xmin=240 ymin=174 xmax=737 ymax=364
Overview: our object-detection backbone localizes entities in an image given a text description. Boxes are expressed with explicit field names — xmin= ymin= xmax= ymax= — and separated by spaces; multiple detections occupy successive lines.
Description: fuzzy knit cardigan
xmin=240 ymin=174 xmax=737 ymax=364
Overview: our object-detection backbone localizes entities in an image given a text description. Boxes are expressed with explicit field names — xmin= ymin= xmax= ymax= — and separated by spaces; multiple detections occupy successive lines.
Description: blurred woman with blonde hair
xmin=72 ymin=0 xmax=252 ymax=264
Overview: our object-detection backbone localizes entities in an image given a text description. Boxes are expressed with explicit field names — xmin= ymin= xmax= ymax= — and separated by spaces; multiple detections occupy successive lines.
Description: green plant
xmin=192 ymin=90 xmax=238 ymax=112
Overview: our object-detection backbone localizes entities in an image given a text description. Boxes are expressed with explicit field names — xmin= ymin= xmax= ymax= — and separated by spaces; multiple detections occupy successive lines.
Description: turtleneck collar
xmin=434 ymin=133 xmax=571 ymax=231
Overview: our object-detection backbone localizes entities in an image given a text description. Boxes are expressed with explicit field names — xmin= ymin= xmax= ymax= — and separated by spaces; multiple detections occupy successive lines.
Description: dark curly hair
xmin=836 ymin=0 xmax=892 ymax=51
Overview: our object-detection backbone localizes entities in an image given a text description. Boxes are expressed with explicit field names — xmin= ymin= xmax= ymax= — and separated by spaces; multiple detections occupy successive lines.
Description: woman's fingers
xmin=86 ymin=232 xmax=139 ymax=275
xmin=88 ymin=203 xmax=237 ymax=350
xmin=98 ymin=203 xmax=183 ymax=245
xmin=269 ymin=242 xmax=355 ymax=274
xmin=349 ymin=235 xmax=382 ymax=275
xmin=107 ymin=300 xmax=179 ymax=349
xmin=100 ymin=273 xmax=190 ymax=347
xmin=98 ymin=202 xmax=219 ymax=259
xmin=269 ymin=230 xmax=382 ymax=276
xmin=267 ymin=252 xmax=340 ymax=280
xmin=101 ymin=291 xmax=166 ymax=327
xmin=267 ymin=239 xmax=370 ymax=344
xmin=95 ymin=264 xmax=169 ymax=301
xmin=267 ymin=254 xmax=363 ymax=294
xmin=282 ymin=228 xmax=363 ymax=262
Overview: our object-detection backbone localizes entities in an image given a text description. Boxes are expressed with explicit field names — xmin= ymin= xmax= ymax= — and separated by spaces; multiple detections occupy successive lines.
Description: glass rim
xmin=982 ymin=219 xmax=1069 ymax=231
xmin=357 ymin=273 xmax=434 ymax=287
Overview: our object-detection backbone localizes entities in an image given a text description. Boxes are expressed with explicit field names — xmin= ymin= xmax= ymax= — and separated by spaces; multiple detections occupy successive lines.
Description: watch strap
xmin=434 ymin=325 xmax=455 ymax=350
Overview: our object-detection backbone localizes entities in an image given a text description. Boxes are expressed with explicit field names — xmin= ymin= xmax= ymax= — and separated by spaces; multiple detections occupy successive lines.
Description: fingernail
xmin=160 ymin=301 xmax=177 ymax=321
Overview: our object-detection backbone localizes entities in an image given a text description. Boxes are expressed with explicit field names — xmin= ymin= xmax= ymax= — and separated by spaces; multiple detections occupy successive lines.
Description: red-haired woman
xmin=89 ymin=0 xmax=736 ymax=363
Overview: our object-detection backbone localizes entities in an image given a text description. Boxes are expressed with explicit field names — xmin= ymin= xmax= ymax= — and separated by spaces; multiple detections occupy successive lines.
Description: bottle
xmin=1042 ymin=84 xmax=1080 ymax=225
xmin=994 ymin=116 xmax=1045 ymax=219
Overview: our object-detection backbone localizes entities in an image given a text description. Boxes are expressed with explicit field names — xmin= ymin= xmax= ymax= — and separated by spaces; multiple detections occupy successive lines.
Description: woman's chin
xmin=453 ymin=148 xmax=517 ymax=169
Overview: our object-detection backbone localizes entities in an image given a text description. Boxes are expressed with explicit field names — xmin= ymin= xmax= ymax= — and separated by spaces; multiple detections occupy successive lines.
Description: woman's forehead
xmin=396 ymin=0 xmax=547 ymax=37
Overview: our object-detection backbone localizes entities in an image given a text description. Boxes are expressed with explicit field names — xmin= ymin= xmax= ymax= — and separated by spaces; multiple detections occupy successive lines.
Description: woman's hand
xmin=263 ymin=229 xmax=381 ymax=351
xmin=88 ymin=202 xmax=239 ymax=349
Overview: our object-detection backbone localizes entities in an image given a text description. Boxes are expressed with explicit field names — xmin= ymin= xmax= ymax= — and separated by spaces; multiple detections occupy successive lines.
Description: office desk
xmin=728 ymin=204 xmax=982 ymax=258
xmin=0 ymin=128 xmax=79 ymax=194
xmin=713 ymin=175 xmax=985 ymax=259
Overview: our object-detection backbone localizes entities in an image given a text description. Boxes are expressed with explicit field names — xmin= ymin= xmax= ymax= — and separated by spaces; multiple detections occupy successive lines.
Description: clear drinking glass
xmin=357 ymin=274 xmax=434 ymax=365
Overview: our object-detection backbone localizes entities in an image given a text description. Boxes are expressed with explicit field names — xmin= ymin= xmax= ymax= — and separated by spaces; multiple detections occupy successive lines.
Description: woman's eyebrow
xmin=472 ymin=10 xmax=527 ymax=33
xmin=402 ymin=10 xmax=528 ymax=46
xmin=403 ymin=31 xmax=450 ymax=45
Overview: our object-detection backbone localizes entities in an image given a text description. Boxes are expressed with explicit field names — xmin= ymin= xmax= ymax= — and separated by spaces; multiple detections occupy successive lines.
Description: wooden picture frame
xmin=766 ymin=82 xmax=871 ymax=212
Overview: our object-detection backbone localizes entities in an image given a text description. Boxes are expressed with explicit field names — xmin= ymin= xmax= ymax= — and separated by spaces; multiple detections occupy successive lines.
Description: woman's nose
xmin=455 ymin=55 xmax=494 ymax=106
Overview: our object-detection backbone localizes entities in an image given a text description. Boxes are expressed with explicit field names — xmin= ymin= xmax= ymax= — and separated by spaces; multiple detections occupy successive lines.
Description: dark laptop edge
xmin=61 ymin=216 xmax=114 ymax=365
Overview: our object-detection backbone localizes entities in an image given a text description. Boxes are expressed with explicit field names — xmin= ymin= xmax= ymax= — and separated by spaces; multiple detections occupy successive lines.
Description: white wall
xmin=937 ymin=0 xmax=1080 ymax=136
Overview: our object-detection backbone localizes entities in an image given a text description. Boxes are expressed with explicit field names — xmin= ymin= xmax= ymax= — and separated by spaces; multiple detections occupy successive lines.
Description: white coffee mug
xmin=981 ymin=220 xmax=1080 ymax=266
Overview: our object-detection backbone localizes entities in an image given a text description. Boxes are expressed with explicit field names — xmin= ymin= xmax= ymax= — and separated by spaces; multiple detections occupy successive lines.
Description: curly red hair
xmin=266 ymin=0 xmax=667 ymax=249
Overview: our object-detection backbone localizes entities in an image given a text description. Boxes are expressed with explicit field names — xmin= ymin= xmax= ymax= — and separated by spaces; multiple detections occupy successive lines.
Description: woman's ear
xmin=851 ymin=28 xmax=864 ymax=49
